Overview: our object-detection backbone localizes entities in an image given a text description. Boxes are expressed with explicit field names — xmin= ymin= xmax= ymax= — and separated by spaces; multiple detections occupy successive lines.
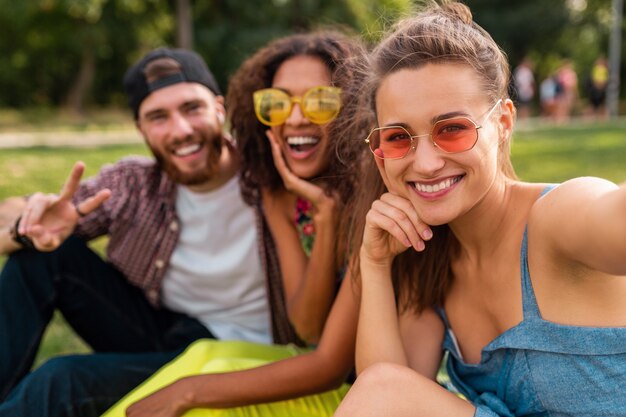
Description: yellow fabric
xmin=102 ymin=339 xmax=350 ymax=417
xmin=591 ymin=64 xmax=608 ymax=85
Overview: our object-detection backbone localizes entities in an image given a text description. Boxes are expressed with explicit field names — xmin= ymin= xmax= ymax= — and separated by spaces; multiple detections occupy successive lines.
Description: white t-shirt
xmin=161 ymin=177 xmax=271 ymax=344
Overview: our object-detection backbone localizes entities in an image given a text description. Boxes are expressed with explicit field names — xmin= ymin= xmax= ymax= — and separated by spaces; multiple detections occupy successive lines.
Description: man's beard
xmin=151 ymin=129 xmax=224 ymax=186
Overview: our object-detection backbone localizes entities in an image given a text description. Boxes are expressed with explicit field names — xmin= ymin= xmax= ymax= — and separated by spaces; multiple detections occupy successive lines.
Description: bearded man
xmin=0 ymin=48 xmax=298 ymax=417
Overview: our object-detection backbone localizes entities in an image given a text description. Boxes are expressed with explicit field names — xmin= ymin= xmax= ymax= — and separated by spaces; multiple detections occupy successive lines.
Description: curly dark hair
xmin=226 ymin=31 xmax=369 ymax=211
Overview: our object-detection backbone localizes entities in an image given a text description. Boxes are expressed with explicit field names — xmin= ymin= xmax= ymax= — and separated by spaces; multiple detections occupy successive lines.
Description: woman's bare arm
xmin=125 ymin=270 xmax=359 ymax=417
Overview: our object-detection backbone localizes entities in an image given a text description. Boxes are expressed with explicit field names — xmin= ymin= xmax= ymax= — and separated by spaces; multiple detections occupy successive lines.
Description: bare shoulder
xmin=530 ymin=177 xmax=618 ymax=221
xmin=527 ymin=177 xmax=621 ymax=273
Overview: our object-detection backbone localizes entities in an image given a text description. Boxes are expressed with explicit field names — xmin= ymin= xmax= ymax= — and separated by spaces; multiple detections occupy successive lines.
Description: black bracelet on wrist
xmin=9 ymin=216 xmax=36 ymax=250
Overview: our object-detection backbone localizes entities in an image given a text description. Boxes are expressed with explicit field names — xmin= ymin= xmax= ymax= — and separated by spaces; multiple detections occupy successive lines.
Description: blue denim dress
xmin=439 ymin=190 xmax=626 ymax=416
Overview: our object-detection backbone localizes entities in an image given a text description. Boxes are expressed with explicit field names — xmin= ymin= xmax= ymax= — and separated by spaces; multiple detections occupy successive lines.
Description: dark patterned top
xmin=293 ymin=196 xmax=347 ymax=287
xmin=294 ymin=197 xmax=315 ymax=256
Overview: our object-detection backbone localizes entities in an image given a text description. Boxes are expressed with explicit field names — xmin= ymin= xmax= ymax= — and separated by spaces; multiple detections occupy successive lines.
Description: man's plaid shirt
xmin=73 ymin=157 xmax=301 ymax=345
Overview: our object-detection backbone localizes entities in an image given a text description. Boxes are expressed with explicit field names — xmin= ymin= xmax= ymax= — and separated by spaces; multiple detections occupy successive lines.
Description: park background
xmin=0 ymin=0 xmax=625 ymax=121
xmin=1 ymin=0 xmax=626 ymax=371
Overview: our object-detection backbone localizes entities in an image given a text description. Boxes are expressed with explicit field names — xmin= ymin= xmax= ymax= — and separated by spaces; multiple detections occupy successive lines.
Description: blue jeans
xmin=0 ymin=236 xmax=213 ymax=416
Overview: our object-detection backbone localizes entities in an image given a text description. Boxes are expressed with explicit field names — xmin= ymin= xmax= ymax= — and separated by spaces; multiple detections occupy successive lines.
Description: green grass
xmin=512 ymin=120 xmax=626 ymax=183
xmin=0 ymin=145 xmax=148 ymax=196
xmin=1 ymin=120 xmax=625 ymax=367
xmin=1 ymin=144 xmax=148 ymax=366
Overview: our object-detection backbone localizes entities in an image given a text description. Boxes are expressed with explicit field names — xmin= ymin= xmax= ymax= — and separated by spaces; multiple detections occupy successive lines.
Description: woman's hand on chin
xmin=361 ymin=192 xmax=432 ymax=267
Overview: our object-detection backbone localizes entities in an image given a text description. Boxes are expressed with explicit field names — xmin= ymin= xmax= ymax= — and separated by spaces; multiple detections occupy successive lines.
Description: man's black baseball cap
xmin=123 ymin=47 xmax=222 ymax=118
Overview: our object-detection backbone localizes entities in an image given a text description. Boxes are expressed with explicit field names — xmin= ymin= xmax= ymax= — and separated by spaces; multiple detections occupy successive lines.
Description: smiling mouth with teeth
xmin=286 ymin=136 xmax=320 ymax=152
xmin=173 ymin=143 xmax=203 ymax=157
xmin=413 ymin=176 xmax=463 ymax=193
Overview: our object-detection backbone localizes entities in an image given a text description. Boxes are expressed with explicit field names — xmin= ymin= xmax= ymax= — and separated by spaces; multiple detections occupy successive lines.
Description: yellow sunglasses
xmin=253 ymin=86 xmax=342 ymax=126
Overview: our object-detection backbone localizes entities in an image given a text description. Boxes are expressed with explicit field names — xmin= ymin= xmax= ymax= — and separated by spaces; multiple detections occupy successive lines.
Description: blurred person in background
xmin=585 ymin=56 xmax=609 ymax=120
xmin=513 ymin=57 xmax=535 ymax=120
xmin=555 ymin=59 xmax=578 ymax=123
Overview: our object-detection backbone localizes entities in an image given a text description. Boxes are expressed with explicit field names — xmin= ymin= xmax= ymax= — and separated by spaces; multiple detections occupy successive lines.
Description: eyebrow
xmin=381 ymin=111 xmax=472 ymax=129
xmin=272 ymin=87 xmax=291 ymax=94
xmin=181 ymin=99 xmax=206 ymax=108
xmin=142 ymin=108 xmax=167 ymax=119
xmin=431 ymin=111 xmax=470 ymax=124
xmin=380 ymin=122 xmax=411 ymax=129
xmin=143 ymin=99 xmax=207 ymax=118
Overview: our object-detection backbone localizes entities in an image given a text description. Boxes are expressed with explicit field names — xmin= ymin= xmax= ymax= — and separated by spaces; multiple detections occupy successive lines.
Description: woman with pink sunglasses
xmin=336 ymin=1 xmax=626 ymax=416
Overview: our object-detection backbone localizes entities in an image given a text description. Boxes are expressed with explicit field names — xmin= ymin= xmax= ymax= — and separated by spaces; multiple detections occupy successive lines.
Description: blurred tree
xmin=0 ymin=0 xmax=622 ymax=112
xmin=0 ymin=0 xmax=172 ymax=112
xmin=467 ymin=0 xmax=623 ymax=108
xmin=0 ymin=0 xmax=411 ymax=110
xmin=466 ymin=0 xmax=570 ymax=69
xmin=549 ymin=0 xmax=613 ymax=79
xmin=607 ymin=0 xmax=624 ymax=116
xmin=191 ymin=0 xmax=412 ymax=90
xmin=175 ymin=0 xmax=193 ymax=49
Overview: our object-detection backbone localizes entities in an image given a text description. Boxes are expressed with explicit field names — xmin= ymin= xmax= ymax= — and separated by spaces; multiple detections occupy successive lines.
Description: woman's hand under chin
xmin=265 ymin=130 xmax=338 ymax=221
xmin=361 ymin=192 xmax=433 ymax=267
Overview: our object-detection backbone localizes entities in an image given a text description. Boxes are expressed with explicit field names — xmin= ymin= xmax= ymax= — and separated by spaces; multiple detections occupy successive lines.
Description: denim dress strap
xmin=519 ymin=227 xmax=541 ymax=321
xmin=519 ymin=184 xmax=558 ymax=320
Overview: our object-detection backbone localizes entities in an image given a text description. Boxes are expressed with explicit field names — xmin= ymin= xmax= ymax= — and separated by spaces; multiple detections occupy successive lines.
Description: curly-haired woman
xmin=228 ymin=31 xmax=367 ymax=344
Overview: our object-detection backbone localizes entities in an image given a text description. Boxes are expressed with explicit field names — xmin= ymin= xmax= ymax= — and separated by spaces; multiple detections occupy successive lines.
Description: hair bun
xmin=441 ymin=1 xmax=473 ymax=25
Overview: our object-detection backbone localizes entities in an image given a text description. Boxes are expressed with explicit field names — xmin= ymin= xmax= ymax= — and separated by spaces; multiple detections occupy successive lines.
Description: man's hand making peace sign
xmin=16 ymin=162 xmax=111 ymax=252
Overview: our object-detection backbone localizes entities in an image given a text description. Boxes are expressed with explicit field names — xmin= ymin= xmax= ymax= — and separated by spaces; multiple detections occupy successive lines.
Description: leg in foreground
xmin=334 ymin=363 xmax=475 ymax=417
